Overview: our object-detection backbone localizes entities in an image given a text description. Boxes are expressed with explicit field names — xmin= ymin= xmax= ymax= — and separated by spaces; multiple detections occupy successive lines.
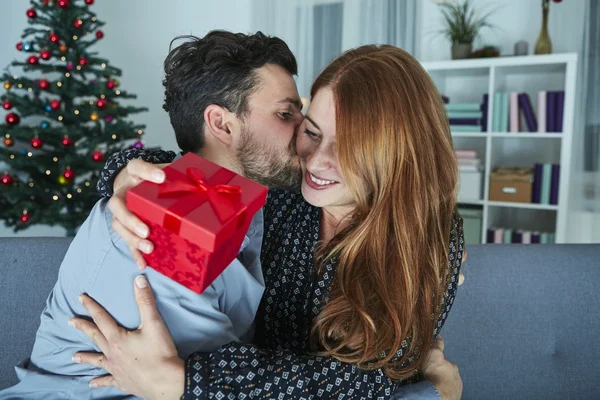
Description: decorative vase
xmin=452 ymin=43 xmax=472 ymax=60
xmin=534 ymin=1 xmax=552 ymax=55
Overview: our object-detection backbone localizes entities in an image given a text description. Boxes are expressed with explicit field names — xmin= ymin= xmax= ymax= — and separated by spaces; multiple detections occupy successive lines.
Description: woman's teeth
xmin=310 ymin=173 xmax=337 ymax=185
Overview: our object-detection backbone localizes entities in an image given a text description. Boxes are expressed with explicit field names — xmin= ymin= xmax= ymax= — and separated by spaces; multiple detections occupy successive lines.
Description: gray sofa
xmin=1 ymin=237 xmax=599 ymax=399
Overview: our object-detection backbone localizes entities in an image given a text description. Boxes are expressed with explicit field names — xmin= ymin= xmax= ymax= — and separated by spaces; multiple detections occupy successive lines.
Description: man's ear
xmin=204 ymin=104 xmax=234 ymax=146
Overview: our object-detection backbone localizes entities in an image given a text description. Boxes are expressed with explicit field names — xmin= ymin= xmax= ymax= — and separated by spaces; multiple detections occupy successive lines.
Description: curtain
xmin=251 ymin=0 xmax=417 ymax=98
xmin=568 ymin=0 xmax=600 ymax=242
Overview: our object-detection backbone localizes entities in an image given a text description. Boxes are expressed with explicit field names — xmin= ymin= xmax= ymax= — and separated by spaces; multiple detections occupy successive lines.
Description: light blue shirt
xmin=0 ymin=198 xmax=265 ymax=400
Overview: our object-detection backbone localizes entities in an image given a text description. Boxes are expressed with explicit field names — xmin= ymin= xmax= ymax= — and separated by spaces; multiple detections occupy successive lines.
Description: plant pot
xmin=452 ymin=43 xmax=472 ymax=60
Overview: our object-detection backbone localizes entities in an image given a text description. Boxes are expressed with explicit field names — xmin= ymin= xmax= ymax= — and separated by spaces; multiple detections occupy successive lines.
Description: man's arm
xmin=96 ymin=148 xmax=177 ymax=197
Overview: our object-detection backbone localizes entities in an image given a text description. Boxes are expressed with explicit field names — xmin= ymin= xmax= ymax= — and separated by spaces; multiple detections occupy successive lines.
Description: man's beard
xmin=236 ymin=125 xmax=302 ymax=190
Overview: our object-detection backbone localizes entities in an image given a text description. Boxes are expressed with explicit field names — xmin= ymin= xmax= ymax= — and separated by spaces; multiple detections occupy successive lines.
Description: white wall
xmin=416 ymin=0 xmax=586 ymax=62
xmin=0 ymin=1 xmax=251 ymax=237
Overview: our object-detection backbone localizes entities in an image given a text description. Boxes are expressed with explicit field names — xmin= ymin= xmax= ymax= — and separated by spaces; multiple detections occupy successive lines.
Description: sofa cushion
xmin=0 ymin=237 xmax=72 ymax=389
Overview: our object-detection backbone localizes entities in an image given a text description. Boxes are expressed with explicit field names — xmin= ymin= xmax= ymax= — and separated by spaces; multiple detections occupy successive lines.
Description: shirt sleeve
xmin=182 ymin=343 xmax=399 ymax=400
xmin=96 ymin=148 xmax=177 ymax=197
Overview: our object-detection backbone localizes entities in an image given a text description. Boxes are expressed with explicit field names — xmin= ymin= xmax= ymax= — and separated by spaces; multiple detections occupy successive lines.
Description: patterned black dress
xmin=97 ymin=149 xmax=465 ymax=399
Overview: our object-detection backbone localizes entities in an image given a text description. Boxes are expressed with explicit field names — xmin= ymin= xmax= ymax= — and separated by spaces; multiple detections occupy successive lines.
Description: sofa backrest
xmin=443 ymin=244 xmax=600 ymax=400
xmin=0 ymin=237 xmax=72 ymax=389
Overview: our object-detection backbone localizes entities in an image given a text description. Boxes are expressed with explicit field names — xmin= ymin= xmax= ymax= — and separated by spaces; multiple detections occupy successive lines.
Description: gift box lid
xmin=126 ymin=153 xmax=268 ymax=252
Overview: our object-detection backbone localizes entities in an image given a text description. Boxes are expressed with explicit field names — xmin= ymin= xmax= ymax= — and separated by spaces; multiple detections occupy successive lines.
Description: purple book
xmin=482 ymin=94 xmax=489 ymax=132
xmin=532 ymin=163 xmax=543 ymax=203
xmin=556 ymin=91 xmax=565 ymax=132
xmin=550 ymin=164 xmax=560 ymax=205
xmin=512 ymin=230 xmax=523 ymax=243
xmin=487 ymin=228 xmax=495 ymax=244
xmin=546 ymin=92 xmax=557 ymax=132
xmin=531 ymin=232 xmax=541 ymax=244
xmin=449 ymin=118 xmax=481 ymax=125
xmin=518 ymin=93 xmax=538 ymax=132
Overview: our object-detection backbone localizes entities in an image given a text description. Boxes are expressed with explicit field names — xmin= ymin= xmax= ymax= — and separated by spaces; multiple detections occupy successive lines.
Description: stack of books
xmin=445 ymin=102 xmax=484 ymax=132
xmin=486 ymin=228 xmax=556 ymax=244
xmin=532 ymin=163 xmax=560 ymax=205
xmin=456 ymin=149 xmax=482 ymax=171
xmin=492 ymin=90 xmax=565 ymax=133
xmin=456 ymin=149 xmax=482 ymax=200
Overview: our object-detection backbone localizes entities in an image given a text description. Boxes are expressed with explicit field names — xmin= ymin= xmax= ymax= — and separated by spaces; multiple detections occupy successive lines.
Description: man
xmin=1 ymin=31 xmax=461 ymax=400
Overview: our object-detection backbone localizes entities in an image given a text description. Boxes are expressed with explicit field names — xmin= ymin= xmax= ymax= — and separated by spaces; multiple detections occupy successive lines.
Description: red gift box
xmin=126 ymin=153 xmax=268 ymax=293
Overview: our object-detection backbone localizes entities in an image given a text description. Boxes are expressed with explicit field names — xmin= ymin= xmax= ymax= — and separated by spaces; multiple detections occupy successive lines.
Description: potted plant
xmin=437 ymin=0 xmax=495 ymax=59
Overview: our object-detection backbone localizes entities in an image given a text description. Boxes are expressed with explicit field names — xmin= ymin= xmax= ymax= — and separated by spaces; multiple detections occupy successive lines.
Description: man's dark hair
xmin=162 ymin=31 xmax=298 ymax=153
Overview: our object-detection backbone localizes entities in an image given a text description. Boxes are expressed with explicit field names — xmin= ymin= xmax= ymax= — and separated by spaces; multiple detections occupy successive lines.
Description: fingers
xmin=111 ymin=218 xmax=152 ymax=270
xmin=77 ymin=294 xmax=122 ymax=344
xmin=458 ymin=272 xmax=465 ymax=286
xmin=89 ymin=374 xmax=118 ymax=389
xmin=72 ymin=351 xmax=106 ymax=369
xmin=69 ymin=318 xmax=109 ymax=354
xmin=462 ymin=248 xmax=467 ymax=263
xmin=134 ymin=276 xmax=163 ymax=327
xmin=127 ymin=159 xmax=166 ymax=184
xmin=108 ymin=195 xmax=150 ymax=240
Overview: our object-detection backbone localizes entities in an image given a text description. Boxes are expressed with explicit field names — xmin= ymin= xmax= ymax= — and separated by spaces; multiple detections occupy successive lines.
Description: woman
xmin=74 ymin=45 xmax=464 ymax=398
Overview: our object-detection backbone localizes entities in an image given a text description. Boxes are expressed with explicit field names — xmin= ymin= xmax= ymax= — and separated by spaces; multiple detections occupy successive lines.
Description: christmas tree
xmin=0 ymin=0 xmax=147 ymax=235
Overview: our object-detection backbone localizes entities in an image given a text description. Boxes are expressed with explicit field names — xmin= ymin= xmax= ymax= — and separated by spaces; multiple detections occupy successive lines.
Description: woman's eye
xmin=279 ymin=112 xmax=293 ymax=119
xmin=304 ymin=128 xmax=318 ymax=139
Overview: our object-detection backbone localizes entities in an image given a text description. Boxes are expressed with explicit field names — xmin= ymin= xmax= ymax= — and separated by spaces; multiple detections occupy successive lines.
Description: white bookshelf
xmin=421 ymin=53 xmax=578 ymax=244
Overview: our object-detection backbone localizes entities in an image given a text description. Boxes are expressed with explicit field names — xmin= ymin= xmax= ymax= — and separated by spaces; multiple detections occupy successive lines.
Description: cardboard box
xmin=489 ymin=167 xmax=533 ymax=203
xmin=126 ymin=153 xmax=268 ymax=293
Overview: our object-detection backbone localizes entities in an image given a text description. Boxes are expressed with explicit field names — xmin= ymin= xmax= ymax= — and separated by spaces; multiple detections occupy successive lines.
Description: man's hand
xmin=108 ymin=159 xmax=169 ymax=269
xmin=459 ymin=249 xmax=467 ymax=286
xmin=422 ymin=337 xmax=462 ymax=400
xmin=70 ymin=275 xmax=185 ymax=400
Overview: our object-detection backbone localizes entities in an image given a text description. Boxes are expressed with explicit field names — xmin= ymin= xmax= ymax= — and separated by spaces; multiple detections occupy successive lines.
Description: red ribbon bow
xmin=158 ymin=167 xmax=242 ymax=234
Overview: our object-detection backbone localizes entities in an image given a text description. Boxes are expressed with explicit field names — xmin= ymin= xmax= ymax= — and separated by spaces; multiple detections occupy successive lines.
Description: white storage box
xmin=458 ymin=170 xmax=482 ymax=201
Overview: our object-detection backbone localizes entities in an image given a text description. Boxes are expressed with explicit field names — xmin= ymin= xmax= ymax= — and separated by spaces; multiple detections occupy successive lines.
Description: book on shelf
xmin=518 ymin=93 xmax=538 ymax=132
xmin=482 ymin=94 xmax=489 ymax=132
xmin=510 ymin=92 xmax=519 ymax=132
xmin=532 ymin=162 xmax=560 ymax=205
xmin=491 ymin=90 xmax=564 ymax=133
xmin=487 ymin=228 xmax=555 ymax=244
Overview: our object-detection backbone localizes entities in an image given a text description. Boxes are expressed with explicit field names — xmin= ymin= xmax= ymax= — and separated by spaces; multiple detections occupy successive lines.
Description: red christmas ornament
xmin=73 ymin=19 xmax=83 ymax=28
xmin=96 ymin=30 xmax=104 ymax=39
xmin=5 ymin=113 xmax=20 ymax=125
xmin=79 ymin=57 xmax=88 ymax=66
xmin=50 ymin=99 xmax=61 ymax=110
xmin=3 ymin=136 xmax=15 ymax=147
xmin=40 ymin=50 xmax=52 ymax=60
xmin=21 ymin=212 xmax=30 ymax=224
xmin=92 ymin=150 xmax=104 ymax=162
xmin=96 ymin=99 xmax=108 ymax=109
xmin=31 ymin=138 xmax=44 ymax=149
xmin=1 ymin=174 xmax=14 ymax=185
xmin=61 ymin=136 xmax=72 ymax=147
xmin=49 ymin=33 xmax=60 ymax=43
xmin=39 ymin=79 xmax=50 ymax=90
xmin=106 ymin=80 xmax=115 ymax=90
xmin=58 ymin=0 xmax=69 ymax=8
xmin=2 ymin=101 xmax=12 ymax=110
xmin=28 ymin=55 xmax=39 ymax=65
xmin=63 ymin=168 xmax=75 ymax=180
xmin=85 ymin=0 xmax=94 ymax=4
xmin=16 ymin=42 xmax=23 ymax=51
xmin=27 ymin=8 xmax=37 ymax=19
